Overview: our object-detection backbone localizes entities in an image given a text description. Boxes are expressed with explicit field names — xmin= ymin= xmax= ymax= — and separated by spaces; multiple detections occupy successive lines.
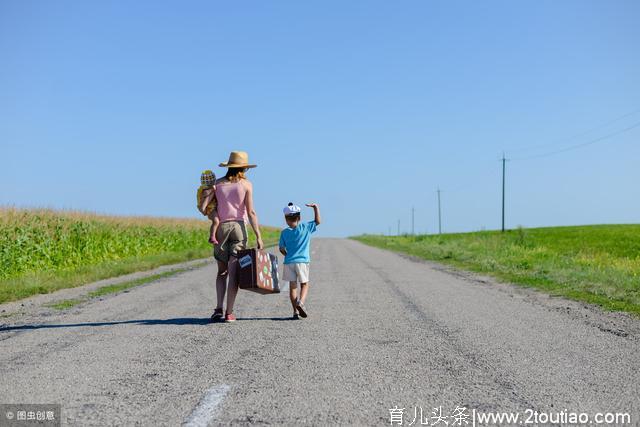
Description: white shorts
xmin=282 ymin=263 xmax=310 ymax=284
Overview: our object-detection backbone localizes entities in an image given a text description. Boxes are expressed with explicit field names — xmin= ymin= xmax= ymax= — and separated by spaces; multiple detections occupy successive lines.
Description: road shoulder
xmin=0 ymin=258 xmax=213 ymax=321
xmin=353 ymin=240 xmax=640 ymax=341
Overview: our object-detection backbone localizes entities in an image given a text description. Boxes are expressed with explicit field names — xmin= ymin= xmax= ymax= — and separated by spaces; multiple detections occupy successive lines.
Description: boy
xmin=279 ymin=202 xmax=321 ymax=319
xmin=196 ymin=170 xmax=220 ymax=244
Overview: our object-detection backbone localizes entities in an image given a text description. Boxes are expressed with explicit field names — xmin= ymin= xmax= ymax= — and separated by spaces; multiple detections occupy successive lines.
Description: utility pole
xmin=437 ymin=187 xmax=442 ymax=235
xmin=397 ymin=219 xmax=400 ymax=236
xmin=388 ymin=226 xmax=391 ymax=236
xmin=501 ymin=153 xmax=507 ymax=232
xmin=411 ymin=207 xmax=415 ymax=235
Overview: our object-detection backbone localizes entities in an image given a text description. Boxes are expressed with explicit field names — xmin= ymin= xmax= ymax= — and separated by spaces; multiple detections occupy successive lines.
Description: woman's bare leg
xmin=225 ymin=257 xmax=239 ymax=314
xmin=216 ymin=260 xmax=228 ymax=310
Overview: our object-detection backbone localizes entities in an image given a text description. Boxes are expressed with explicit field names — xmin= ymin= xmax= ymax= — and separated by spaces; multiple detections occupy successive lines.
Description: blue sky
xmin=1 ymin=1 xmax=639 ymax=237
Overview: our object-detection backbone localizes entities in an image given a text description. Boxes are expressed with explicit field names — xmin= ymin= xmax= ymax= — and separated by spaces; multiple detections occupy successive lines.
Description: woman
xmin=211 ymin=151 xmax=264 ymax=322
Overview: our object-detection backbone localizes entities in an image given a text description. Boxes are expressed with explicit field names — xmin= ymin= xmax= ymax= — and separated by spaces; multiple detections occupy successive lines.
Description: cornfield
xmin=0 ymin=208 xmax=280 ymax=303
xmin=0 ymin=208 xmax=212 ymax=281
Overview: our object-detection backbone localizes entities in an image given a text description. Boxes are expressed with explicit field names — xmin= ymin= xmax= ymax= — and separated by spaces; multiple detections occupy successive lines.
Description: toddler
xmin=196 ymin=170 xmax=220 ymax=244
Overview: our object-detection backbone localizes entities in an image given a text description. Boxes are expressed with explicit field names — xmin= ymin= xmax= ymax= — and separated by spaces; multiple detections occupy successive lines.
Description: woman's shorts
xmin=214 ymin=221 xmax=248 ymax=263
xmin=282 ymin=263 xmax=310 ymax=284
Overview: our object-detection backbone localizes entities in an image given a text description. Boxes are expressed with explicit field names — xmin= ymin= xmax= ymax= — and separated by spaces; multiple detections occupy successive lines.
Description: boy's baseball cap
xmin=283 ymin=202 xmax=301 ymax=216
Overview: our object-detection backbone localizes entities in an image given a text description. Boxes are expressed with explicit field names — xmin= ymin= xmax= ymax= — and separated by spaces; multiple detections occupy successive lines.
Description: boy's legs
xmin=297 ymin=263 xmax=310 ymax=305
xmin=299 ymin=282 xmax=309 ymax=305
xmin=289 ymin=282 xmax=299 ymax=314
xmin=283 ymin=263 xmax=300 ymax=316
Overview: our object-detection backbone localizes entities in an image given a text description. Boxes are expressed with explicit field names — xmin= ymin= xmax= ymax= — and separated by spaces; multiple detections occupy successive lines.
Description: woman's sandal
xmin=211 ymin=308 xmax=224 ymax=322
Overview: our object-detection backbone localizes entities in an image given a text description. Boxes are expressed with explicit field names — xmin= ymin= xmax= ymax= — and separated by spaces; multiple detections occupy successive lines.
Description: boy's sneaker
xmin=295 ymin=300 xmax=308 ymax=318
xmin=211 ymin=308 xmax=224 ymax=322
xmin=292 ymin=313 xmax=300 ymax=320
xmin=225 ymin=313 xmax=237 ymax=323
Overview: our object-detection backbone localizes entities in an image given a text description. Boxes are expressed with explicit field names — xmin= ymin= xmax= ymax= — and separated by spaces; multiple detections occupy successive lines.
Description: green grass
xmin=46 ymin=298 xmax=84 ymax=310
xmin=1 ymin=208 xmax=280 ymax=304
xmin=353 ymin=224 xmax=640 ymax=316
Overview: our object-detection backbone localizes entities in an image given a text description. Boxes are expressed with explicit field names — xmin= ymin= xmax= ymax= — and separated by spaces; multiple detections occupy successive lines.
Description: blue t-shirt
xmin=279 ymin=221 xmax=317 ymax=264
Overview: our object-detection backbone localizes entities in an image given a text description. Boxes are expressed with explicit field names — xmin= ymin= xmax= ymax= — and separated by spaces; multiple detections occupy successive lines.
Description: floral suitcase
xmin=236 ymin=248 xmax=281 ymax=294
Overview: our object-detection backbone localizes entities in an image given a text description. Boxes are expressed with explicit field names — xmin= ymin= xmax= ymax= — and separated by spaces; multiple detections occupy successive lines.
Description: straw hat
xmin=219 ymin=151 xmax=257 ymax=168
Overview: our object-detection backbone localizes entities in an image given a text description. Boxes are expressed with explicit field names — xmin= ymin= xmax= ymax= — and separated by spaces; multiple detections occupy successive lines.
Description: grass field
xmin=354 ymin=225 xmax=640 ymax=316
xmin=0 ymin=208 xmax=280 ymax=304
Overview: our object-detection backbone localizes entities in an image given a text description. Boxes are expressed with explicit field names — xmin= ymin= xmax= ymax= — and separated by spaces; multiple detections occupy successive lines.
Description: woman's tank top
xmin=215 ymin=180 xmax=248 ymax=222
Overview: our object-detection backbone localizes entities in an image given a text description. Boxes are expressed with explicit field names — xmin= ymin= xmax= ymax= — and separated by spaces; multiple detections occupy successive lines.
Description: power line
xmin=384 ymin=109 xmax=640 ymax=235
xmin=512 ymin=119 xmax=640 ymax=161
xmin=435 ymin=112 xmax=640 ymax=195
xmin=508 ymin=108 xmax=640 ymax=154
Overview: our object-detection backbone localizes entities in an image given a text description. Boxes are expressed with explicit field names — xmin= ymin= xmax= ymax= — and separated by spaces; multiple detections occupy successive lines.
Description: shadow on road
xmin=0 ymin=316 xmax=294 ymax=332
xmin=236 ymin=317 xmax=296 ymax=321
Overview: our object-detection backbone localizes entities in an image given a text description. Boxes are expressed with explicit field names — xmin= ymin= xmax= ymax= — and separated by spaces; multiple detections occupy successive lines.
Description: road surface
xmin=1 ymin=239 xmax=639 ymax=426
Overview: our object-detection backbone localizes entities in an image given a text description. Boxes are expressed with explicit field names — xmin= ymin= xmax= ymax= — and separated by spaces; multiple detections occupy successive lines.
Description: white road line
xmin=183 ymin=384 xmax=230 ymax=427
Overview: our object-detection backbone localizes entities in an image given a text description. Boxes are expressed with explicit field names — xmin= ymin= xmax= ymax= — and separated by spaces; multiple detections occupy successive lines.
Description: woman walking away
xmin=211 ymin=151 xmax=264 ymax=323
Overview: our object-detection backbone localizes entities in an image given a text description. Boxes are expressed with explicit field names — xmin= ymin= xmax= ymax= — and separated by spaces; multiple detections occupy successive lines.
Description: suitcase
xmin=236 ymin=248 xmax=281 ymax=294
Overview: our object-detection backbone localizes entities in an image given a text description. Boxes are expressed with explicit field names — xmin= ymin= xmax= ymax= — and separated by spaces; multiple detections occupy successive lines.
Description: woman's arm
xmin=244 ymin=181 xmax=264 ymax=249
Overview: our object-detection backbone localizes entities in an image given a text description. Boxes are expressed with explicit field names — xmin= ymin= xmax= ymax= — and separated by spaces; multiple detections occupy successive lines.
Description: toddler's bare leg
xmin=208 ymin=222 xmax=215 ymax=244
xmin=209 ymin=216 xmax=220 ymax=244
xmin=289 ymin=282 xmax=298 ymax=314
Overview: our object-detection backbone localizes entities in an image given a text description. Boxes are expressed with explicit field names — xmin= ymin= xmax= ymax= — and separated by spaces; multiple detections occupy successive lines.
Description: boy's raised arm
xmin=306 ymin=203 xmax=321 ymax=225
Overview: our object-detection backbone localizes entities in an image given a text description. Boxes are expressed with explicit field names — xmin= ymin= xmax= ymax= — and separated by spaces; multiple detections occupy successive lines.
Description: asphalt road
xmin=1 ymin=239 xmax=639 ymax=426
